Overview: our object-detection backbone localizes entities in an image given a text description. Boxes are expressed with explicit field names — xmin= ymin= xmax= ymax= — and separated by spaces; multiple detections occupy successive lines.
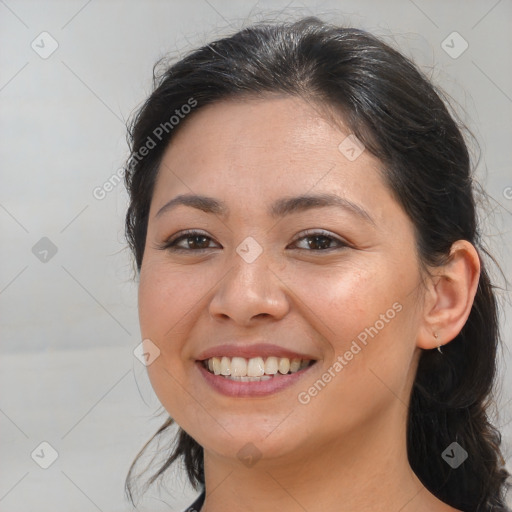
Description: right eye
xmin=158 ymin=230 xmax=221 ymax=252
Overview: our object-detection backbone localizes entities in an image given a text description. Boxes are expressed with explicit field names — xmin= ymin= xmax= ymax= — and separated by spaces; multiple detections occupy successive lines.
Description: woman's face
xmin=138 ymin=95 xmax=426 ymax=463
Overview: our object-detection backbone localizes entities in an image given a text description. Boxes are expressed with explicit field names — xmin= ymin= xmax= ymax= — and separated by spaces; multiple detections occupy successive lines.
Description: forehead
xmin=162 ymin=94 xmax=350 ymax=164
xmin=151 ymin=95 xmax=388 ymax=221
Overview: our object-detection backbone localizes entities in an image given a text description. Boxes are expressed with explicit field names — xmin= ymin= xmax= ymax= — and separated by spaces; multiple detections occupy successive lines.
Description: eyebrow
xmin=155 ymin=192 xmax=375 ymax=225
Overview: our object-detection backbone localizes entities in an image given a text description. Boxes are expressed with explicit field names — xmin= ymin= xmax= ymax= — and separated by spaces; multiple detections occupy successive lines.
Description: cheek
xmin=138 ymin=260 xmax=206 ymax=340
xmin=137 ymin=262 xmax=199 ymax=403
xmin=137 ymin=259 xmax=222 ymax=406
xmin=137 ymin=262 xmax=202 ymax=426
xmin=285 ymin=259 xmax=399 ymax=343
xmin=289 ymin=259 xmax=418 ymax=415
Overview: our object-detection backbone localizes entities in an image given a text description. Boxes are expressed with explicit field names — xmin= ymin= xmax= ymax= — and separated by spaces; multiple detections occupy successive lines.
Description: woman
xmin=123 ymin=17 xmax=510 ymax=511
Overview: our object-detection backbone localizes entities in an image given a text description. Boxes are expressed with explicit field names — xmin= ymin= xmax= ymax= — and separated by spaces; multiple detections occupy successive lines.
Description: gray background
xmin=1 ymin=0 xmax=511 ymax=510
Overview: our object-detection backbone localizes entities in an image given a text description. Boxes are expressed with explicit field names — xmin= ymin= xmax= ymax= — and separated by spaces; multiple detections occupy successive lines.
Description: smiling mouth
xmin=200 ymin=356 xmax=316 ymax=381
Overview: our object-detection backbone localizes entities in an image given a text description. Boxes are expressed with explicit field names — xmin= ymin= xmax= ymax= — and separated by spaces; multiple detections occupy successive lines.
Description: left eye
xmin=291 ymin=230 xmax=347 ymax=251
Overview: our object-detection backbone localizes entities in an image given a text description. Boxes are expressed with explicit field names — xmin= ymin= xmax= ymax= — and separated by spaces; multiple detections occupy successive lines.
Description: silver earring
xmin=434 ymin=332 xmax=442 ymax=353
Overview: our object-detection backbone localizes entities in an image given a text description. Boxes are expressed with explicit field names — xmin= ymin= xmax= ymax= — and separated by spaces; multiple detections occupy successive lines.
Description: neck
xmin=199 ymin=405 xmax=453 ymax=512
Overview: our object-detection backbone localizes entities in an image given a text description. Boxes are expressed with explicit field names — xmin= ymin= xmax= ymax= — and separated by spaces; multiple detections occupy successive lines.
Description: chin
xmin=198 ymin=422 xmax=305 ymax=463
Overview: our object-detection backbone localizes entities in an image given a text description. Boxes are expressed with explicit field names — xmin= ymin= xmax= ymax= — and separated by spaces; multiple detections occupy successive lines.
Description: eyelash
xmin=158 ymin=229 xmax=349 ymax=253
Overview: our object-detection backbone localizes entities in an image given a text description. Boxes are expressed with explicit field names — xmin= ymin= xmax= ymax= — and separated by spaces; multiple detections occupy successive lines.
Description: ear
xmin=417 ymin=240 xmax=480 ymax=350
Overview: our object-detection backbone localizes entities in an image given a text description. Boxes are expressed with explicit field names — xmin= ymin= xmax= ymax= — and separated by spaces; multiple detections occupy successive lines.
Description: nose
xmin=208 ymin=248 xmax=290 ymax=326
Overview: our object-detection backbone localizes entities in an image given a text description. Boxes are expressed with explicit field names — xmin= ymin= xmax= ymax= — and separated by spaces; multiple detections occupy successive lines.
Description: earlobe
xmin=417 ymin=240 xmax=481 ymax=351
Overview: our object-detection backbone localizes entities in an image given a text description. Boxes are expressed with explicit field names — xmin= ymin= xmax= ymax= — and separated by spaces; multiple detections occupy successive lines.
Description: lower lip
xmin=195 ymin=361 xmax=317 ymax=397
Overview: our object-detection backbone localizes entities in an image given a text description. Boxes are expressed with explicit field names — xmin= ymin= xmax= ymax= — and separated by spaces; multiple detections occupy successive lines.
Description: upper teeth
xmin=204 ymin=356 xmax=311 ymax=377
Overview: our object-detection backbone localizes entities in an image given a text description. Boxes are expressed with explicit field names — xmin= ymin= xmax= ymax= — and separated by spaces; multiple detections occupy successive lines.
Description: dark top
xmin=181 ymin=490 xmax=512 ymax=511
xmin=184 ymin=490 xmax=205 ymax=511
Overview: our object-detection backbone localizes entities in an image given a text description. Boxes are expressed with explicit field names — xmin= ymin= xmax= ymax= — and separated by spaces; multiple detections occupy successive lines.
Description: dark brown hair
xmin=124 ymin=17 xmax=510 ymax=511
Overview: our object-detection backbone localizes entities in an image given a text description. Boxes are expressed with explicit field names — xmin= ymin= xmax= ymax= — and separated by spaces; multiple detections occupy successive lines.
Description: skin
xmin=138 ymin=95 xmax=480 ymax=512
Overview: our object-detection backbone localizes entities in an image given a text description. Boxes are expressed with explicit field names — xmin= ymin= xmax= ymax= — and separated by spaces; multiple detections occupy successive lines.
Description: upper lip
xmin=196 ymin=343 xmax=318 ymax=361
